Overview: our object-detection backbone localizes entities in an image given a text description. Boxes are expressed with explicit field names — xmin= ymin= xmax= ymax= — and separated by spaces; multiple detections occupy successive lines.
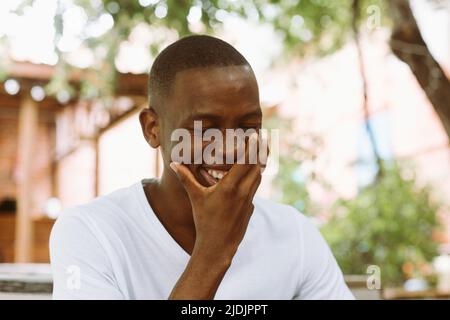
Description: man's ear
xmin=139 ymin=107 xmax=160 ymax=148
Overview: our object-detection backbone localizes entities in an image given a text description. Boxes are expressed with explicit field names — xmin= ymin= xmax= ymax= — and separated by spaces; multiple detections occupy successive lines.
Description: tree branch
xmin=352 ymin=0 xmax=384 ymax=176
xmin=388 ymin=0 xmax=450 ymax=138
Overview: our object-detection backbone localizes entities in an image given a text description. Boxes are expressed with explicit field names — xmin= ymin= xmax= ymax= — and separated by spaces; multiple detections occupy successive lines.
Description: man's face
xmin=160 ymin=65 xmax=262 ymax=187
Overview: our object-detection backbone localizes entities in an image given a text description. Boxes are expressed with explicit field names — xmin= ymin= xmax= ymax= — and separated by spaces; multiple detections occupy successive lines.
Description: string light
xmin=4 ymin=79 xmax=20 ymax=95
xmin=31 ymin=85 xmax=45 ymax=101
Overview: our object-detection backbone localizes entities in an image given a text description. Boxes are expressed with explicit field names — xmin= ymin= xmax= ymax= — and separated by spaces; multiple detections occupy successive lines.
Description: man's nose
xmin=202 ymin=139 xmax=228 ymax=164
xmin=203 ymin=136 xmax=252 ymax=164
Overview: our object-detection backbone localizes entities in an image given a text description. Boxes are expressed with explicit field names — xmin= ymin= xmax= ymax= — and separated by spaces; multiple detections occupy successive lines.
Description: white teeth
xmin=206 ymin=169 xmax=228 ymax=180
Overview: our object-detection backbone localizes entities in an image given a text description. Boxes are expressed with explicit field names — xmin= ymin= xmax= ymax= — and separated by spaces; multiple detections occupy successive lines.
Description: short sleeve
xmin=295 ymin=215 xmax=354 ymax=300
xmin=49 ymin=212 xmax=124 ymax=299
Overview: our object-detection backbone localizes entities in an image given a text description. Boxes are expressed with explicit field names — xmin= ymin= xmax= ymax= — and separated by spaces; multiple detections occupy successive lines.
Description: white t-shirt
xmin=50 ymin=180 xmax=354 ymax=300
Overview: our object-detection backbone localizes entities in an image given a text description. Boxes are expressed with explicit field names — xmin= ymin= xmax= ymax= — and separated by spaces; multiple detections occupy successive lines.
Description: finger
xmin=239 ymin=163 xmax=261 ymax=193
xmin=240 ymin=202 xmax=255 ymax=233
xmin=236 ymin=134 xmax=265 ymax=192
xmin=222 ymin=132 xmax=259 ymax=185
xmin=248 ymin=167 xmax=262 ymax=198
xmin=170 ymin=162 xmax=204 ymax=197
xmin=258 ymin=134 xmax=270 ymax=169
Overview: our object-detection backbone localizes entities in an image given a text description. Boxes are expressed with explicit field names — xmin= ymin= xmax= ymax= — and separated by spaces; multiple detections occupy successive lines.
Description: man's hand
xmin=168 ymin=133 xmax=263 ymax=299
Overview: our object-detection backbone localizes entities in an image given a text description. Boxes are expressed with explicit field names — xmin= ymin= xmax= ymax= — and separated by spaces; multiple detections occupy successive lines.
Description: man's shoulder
xmin=252 ymin=196 xmax=314 ymax=234
xmin=53 ymin=182 xmax=142 ymax=235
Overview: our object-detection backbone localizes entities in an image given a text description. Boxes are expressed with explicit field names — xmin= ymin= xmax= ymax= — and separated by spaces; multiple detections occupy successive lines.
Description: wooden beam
xmin=15 ymin=94 xmax=37 ymax=262
xmin=97 ymin=105 xmax=142 ymax=137
xmin=6 ymin=61 xmax=148 ymax=98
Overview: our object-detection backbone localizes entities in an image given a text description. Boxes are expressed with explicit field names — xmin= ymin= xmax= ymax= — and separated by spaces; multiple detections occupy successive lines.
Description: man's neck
xmin=144 ymin=169 xmax=196 ymax=233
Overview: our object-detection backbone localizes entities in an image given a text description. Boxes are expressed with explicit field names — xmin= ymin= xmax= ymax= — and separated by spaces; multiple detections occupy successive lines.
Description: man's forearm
xmin=169 ymin=251 xmax=232 ymax=300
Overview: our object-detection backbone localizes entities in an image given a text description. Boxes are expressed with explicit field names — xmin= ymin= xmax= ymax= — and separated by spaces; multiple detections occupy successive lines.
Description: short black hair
xmin=148 ymin=35 xmax=253 ymax=109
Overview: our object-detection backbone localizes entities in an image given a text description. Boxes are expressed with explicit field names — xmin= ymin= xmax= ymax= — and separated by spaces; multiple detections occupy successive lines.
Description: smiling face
xmin=158 ymin=65 xmax=262 ymax=187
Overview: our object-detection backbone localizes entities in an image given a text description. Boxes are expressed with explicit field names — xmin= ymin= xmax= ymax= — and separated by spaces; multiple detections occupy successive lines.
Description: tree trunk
xmin=388 ymin=0 xmax=450 ymax=139
xmin=352 ymin=0 xmax=384 ymax=176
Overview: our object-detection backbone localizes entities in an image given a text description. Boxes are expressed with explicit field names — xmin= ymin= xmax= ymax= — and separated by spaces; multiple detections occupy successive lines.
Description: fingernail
xmin=170 ymin=162 xmax=179 ymax=173
xmin=250 ymin=132 xmax=258 ymax=142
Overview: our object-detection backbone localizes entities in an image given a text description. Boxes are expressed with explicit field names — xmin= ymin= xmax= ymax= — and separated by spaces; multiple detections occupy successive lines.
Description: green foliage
xmin=95 ymin=0 xmax=390 ymax=62
xmin=321 ymin=162 xmax=442 ymax=286
xmin=1 ymin=0 xmax=392 ymax=98
xmin=265 ymin=114 xmax=325 ymax=215
xmin=273 ymin=150 xmax=312 ymax=213
xmin=269 ymin=118 xmax=442 ymax=286
xmin=0 ymin=38 xmax=9 ymax=82
xmin=266 ymin=115 xmax=443 ymax=287
xmin=78 ymin=0 xmax=390 ymax=58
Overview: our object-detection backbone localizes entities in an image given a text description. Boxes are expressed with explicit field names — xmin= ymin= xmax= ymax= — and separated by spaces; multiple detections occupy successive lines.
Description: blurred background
xmin=0 ymin=0 xmax=449 ymax=299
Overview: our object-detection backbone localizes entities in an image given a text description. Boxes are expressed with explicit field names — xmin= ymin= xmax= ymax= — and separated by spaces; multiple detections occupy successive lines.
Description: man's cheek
xmin=169 ymin=137 xmax=196 ymax=164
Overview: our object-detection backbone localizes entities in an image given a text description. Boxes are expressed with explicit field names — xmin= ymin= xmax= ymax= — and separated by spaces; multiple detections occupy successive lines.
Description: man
xmin=50 ymin=35 xmax=354 ymax=299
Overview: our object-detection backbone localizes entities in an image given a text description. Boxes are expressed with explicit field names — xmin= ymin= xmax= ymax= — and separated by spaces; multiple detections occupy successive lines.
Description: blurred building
xmin=0 ymin=62 xmax=157 ymax=263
